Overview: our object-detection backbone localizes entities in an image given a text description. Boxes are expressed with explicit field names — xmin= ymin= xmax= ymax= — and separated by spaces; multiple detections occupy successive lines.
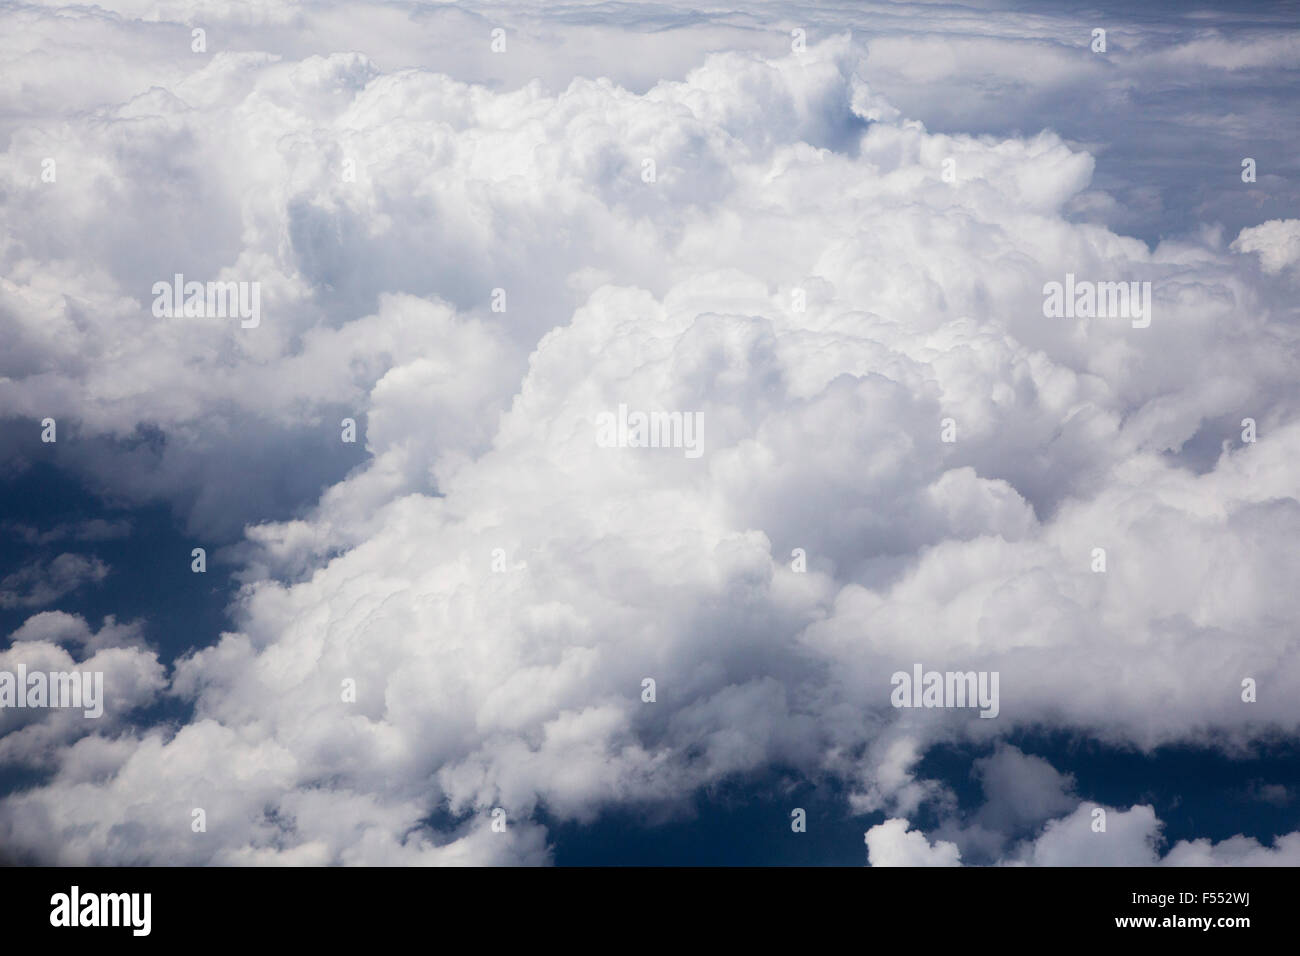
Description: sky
xmin=0 ymin=0 xmax=1298 ymax=865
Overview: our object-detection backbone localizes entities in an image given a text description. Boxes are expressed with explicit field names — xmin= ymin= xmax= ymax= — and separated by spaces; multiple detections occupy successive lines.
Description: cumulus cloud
xmin=1011 ymin=803 xmax=1163 ymax=866
xmin=0 ymin=1 xmax=1297 ymax=864
xmin=879 ymin=801 xmax=1300 ymax=867
xmin=0 ymin=636 xmax=166 ymax=772
xmin=9 ymin=611 xmax=149 ymax=655
xmin=1231 ymin=219 xmax=1300 ymax=275
xmin=1162 ymin=831 xmax=1300 ymax=867
xmin=866 ymin=818 xmax=962 ymax=866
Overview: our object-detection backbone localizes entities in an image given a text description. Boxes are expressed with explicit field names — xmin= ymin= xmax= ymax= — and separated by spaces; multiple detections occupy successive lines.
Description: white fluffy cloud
xmin=1 ymin=2 xmax=1297 ymax=864
xmin=866 ymin=818 xmax=962 ymax=867
xmin=1232 ymin=219 xmax=1300 ymax=275
xmin=877 ymin=801 xmax=1300 ymax=867
xmin=0 ymin=637 xmax=165 ymax=772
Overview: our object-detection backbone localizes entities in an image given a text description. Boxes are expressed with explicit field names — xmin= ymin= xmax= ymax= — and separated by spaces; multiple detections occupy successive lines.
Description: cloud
xmin=0 ymin=553 xmax=109 ymax=609
xmin=894 ymin=800 xmax=1300 ymax=867
xmin=0 ymin=637 xmax=166 ymax=773
xmin=0 ymin=3 xmax=1296 ymax=864
xmin=9 ymin=611 xmax=149 ymax=655
xmin=1231 ymin=219 xmax=1300 ymax=275
xmin=929 ymin=744 xmax=1080 ymax=860
xmin=5 ymin=519 xmax=132 ymax=545
xmin=866 ymin=818 xmax=962 ymax=866
xmin=1162 ymin=831 xmax=1300 ymax=867
xmin=1011 ymin=803 xmax=1162 ymax=866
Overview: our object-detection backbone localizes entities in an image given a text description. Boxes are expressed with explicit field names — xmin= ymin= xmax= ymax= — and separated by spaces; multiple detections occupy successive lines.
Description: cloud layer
xmin=1 ymin=1 xmax=1297 ymax=864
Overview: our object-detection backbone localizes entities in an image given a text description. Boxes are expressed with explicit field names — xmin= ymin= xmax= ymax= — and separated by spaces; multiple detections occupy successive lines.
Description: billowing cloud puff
xmin=1013 ymin=803 xmax=1162 ymax=867
xmin=874 ymin=802 xmax=1300 ymax=867
xmin=1162 ymin=831 xmax=1300 ymax=867
xmin=866 ymin=818 xmax=962 ymax=866
xmin=9 ymin=611 xmax=148 ymax=655
xmin=1231 ymin=219 xmax=1300 ymax=275
xmin=0 ymin=638 xmax=165 ymax=771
